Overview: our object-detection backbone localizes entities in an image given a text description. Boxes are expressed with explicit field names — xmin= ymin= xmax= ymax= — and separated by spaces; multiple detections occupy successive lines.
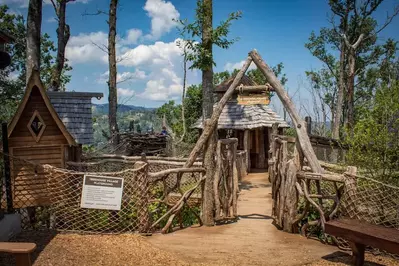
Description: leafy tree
xmin=177 ymin=0 xmax=241 ymax=225
xmin=346 ymin=81 xmax=399 ymax=180
xmin=306 ymin=0 xmax=398 ymax=138
xmin=0 ymin=5 xmax=71 ymax=122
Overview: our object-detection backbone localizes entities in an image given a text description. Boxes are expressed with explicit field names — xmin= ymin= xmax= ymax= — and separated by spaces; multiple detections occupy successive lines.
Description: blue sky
xmin=2 ymin=0 xmax=399 ymax=115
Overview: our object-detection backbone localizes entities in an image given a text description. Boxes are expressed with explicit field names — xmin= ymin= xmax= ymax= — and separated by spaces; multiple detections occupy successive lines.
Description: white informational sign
xmin=80 ymin=175 xmax=124 ymax=211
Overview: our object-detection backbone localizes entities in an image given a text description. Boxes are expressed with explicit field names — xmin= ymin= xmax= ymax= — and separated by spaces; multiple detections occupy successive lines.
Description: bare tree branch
xmin=91 ymin=41 xmax=108 ymax=54
xmin=82 ymin=9 xmax=109 ymax=17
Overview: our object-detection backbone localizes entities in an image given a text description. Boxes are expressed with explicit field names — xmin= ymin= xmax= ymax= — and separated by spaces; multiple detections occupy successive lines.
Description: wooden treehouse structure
xmin=195 ymin=74 xmax=288 ymax=172
xmin=6 ymin=71 xmax=102 ymax=208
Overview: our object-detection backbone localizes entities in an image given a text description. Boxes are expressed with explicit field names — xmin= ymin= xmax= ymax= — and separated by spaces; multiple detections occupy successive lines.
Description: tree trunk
xmin=26 ymin=0 xmax=42 ymax=84
xmin=178 ymin=51 xmax=187 ymax=143
xmin=332 ymin=41 xmax=346 ymax=140
xmin=51 ymin=0 xmax=71 ymax=91
xmin=346 ymin=48 xmax=356 ymax=136
xmin=249 ymin=50 xmax=323 ymax=174
xmin=108 ymin=0 xmax=119 ymax=147
xmin=201 ymin=0 xmax=216 ymax=226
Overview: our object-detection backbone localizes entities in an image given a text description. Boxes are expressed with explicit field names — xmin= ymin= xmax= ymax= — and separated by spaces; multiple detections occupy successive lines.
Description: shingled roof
xmin=194 ymin=101 xmax=289 ymax=130
xmin=48 ymin=92 xmax=103 ymax=145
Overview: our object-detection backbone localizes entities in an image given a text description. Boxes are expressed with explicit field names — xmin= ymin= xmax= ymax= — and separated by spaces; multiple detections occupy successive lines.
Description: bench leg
xmin=349 ymin=242 xmax=365 ymax=266
xmin=14 ymin=253 xmax=32 ymax=266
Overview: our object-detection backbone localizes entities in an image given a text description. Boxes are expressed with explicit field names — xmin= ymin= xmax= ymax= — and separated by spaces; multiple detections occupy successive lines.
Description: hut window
xmin=28 ymin=110 xmax=46 ymax=142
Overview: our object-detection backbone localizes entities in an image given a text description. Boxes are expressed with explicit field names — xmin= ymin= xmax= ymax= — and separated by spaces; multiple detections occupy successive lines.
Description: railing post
xmin=343 ymin=166 xmax=358 ymax=218
xmin=134 ymin=161 xmax=150 ymax=233
xmin=305 ymin=116 xmax=312 ymax=136
xmin=2 ymin=122 xmax=13 ymax=214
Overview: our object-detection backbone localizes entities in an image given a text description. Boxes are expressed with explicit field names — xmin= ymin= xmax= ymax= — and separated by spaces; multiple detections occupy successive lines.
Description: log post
xmin=243 ymin=129 xmax=251 ymax=172
xmin=184 ymin=56 xmax=253 ymax=169
xmin=213 ymin=141 xmax=222 ymax=219
xmin=134 ymin=161 xmax=150 ymax=233
xmin=232 ymin=141 xmax=238 ymax=217
xmin=343 ymin=166 xmax=358 ymax=218
xmin=305 ymin=116 xmax=312 ymax=135
xmin=257 ymin=128 xmax=266 ymax=169
xmin=249 ymin=50 xmax=323 ymax=174
xmin=282 ymin=159 xmax=298 ymax=233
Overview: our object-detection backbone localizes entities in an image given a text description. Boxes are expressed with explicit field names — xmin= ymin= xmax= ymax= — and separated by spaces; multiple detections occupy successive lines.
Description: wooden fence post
xmin=344 ymin=166 xmax=358 ymax=218
xmin=232 ymin=140 xmax=238 ymax=217
xmin=134 ymin=161 xmax=150 ymax=233
xmin=249 ymin=50 xmax=323 ymax=174
xmin=243 ymin=130 xmax=251 ymax=172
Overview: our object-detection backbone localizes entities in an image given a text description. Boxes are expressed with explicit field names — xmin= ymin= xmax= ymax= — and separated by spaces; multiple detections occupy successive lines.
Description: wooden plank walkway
xmin=148 ymin=170 xmax=338 ymax=265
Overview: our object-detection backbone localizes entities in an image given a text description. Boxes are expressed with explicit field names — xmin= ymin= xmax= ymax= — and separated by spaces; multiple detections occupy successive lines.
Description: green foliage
xmin=0 ymin=5 xmax=72 ymax=122
xmin=176 ymin=0 xmax=242 ymax=70
xmin=156 ymin=85 xmax=202 ymax=143
xmin=346 ymin=81 xmax=399 ymax=179
xmin=247 ymin=63 xmax=288 ymax=91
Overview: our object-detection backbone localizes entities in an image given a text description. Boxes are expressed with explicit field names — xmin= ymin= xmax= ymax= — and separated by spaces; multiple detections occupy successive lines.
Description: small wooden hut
xmin=6 ymin=71 xmax=102 ymax=208
xmin=195 ymin=75 xmax=289 ymax=172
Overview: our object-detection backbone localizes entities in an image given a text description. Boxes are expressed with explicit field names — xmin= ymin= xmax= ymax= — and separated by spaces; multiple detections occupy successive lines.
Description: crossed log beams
xmin=159 ymin=50 xmax=323 ymax=230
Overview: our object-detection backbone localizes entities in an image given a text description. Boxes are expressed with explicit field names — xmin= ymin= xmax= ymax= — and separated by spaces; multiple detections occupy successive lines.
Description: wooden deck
xmin=148 ymin=170 xmax=339 ymax=265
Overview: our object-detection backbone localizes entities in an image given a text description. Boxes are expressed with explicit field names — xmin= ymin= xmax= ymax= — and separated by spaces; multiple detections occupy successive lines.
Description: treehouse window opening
xmin=28 ymin=110 xmax=46 ymax=142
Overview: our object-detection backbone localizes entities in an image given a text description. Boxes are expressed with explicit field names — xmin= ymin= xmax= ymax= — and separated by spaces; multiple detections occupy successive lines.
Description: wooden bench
xmin=0 ymin=242 xmax=36 ymax=266
xmin=325 ymin=218 xmax=399 ymax=266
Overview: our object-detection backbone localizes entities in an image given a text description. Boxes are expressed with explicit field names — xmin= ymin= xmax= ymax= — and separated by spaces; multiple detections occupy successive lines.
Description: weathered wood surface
xmin=214 ymin=139 xmax=239 ymax=221
xmin=0 ymin=242 xmax=36 ymax=266
xmin=249 ymin=50 xmax=323 ymax=174
xmin=243 ymin=130 xmax=251 ymax=172
xmin=325 ymin=218 xmax=399 ymax=257
xmin=184 ymin=56 xmax=253 ymax=169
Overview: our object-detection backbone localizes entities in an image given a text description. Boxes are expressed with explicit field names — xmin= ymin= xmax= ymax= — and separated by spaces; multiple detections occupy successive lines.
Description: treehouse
xmin=194 ymin=74 xmax=288 ymax=172
xmin=6 ymin=71 xmax=102 ymax=208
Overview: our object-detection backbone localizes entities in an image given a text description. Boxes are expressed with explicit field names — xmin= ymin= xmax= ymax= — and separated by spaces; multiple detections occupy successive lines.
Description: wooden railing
xmin=214 ymin=138 xmax=239 ymax=221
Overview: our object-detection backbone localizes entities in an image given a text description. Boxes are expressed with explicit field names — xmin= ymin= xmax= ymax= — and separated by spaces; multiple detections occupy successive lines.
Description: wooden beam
xmin=236 ymin=85 xmax=272 ymax=93
xmin=184 ymin=56 xmax=253 ymax=168
xmin=249 ymin=50 xmax=323 ymax=174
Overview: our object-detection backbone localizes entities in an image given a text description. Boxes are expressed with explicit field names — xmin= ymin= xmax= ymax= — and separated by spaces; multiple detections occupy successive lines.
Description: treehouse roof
xmin=8 ymin=71 xmax=77 ymax=146
xmin=47 ymin=91 xmax=103 ymax=145
xmin=194 ymin=101 xmax=289 ymax=130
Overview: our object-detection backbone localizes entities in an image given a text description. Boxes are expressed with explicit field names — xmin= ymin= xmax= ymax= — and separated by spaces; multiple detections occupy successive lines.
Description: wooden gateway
xmin=6 ymin=71 xmax=102 ymax=208
xmin=194 ymin=74 xmax=289 ymax=172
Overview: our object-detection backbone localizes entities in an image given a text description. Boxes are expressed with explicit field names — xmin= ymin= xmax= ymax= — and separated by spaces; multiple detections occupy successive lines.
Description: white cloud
xmin=143 ymin=0 xmax=180 ymax=40
xmin=66 ymin=31 xmax=109 ymax=64
xmin=224 ymin=60 xmax=256 ymax=72
xmin=118 ymin=88 xmax=135 ymax=97
xmin=66 ymin=30 xmax=196 ymax=102
xmin=120 ymin=29 xmax=143 ymax=45
xmin=118 ymin=39 xmax=183 ymax=67
xmin=97 ymin=69 xmax=147 ymax=84
xmin=140 ymin=78 xmax=182 ymax=101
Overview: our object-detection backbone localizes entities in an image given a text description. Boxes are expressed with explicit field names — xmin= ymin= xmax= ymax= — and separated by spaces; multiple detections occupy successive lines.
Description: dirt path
xmin=148 ymin=171 xmax=339 ymax=266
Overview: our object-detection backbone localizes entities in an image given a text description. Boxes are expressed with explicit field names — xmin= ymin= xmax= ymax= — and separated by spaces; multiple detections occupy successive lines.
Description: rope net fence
xmin=298 ymin=171 xmax=399 ymax=259
xmin=0 ymin=152 xmax=204 ymax=234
